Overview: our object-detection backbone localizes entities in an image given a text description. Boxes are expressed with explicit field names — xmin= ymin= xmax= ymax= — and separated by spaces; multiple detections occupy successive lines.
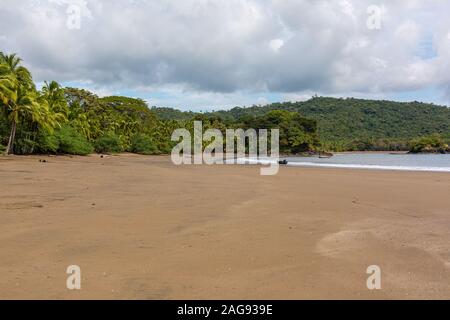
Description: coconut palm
xmin=5 ymin=85 xmax=41 ymax=154
xmin=0 ymin=53 xmax=33 ymax=154
xmin=0 ymin=52 xmax=32 ymax=87
xmin=69 ymin=106 xmax=93 ymax=139
xmin=41 ymin=81 xmax=69 ymax=116
xmin=0 ymin=62 xmax=16 ymax=106
xmin=0 ymin=53 xmax=64 ymax=154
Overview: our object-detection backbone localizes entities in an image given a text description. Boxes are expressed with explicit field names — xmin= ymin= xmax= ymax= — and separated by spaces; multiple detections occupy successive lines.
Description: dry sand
xmin=0 ymin=154 xmax=449 ymax=300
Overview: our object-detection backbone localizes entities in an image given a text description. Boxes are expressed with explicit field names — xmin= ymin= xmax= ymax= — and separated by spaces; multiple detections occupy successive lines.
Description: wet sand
xmin=0 ymin=154 xmax=449 ymax=299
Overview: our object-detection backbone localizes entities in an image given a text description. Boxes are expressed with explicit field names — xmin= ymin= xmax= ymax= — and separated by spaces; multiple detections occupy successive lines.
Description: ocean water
xmin=240 ymin=153 xmax=450 ymax=172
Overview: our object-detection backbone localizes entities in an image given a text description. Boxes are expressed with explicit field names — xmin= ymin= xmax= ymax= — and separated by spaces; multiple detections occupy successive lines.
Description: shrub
xmin=131 ymin=134 xmax=160 ymax=155
xmin=410 ymin=134 xmax=449 ymax=154
xmin=54 ymin=125 xmax=93 ymax=155
xmin=156 ymin=141 xmax=173 ymax=154
xmin=13 ymin=138 xmax=37 ymax=155
xmin=36 ymin=133 xmax=59 ymax=154
xmin=94 ymin=133 xmax=123 ymax=154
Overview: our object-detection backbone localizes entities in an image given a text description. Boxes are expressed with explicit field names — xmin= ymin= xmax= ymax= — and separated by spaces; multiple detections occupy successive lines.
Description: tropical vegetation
xmin=154 ymin=97 xmax=450 ymax=152
xmin=409 ymin=134 xmax=450 ymax=154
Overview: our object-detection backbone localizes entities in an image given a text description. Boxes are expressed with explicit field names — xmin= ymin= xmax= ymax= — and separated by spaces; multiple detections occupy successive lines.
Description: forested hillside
xmin=154 ymin=97 xmax=450 ymax=151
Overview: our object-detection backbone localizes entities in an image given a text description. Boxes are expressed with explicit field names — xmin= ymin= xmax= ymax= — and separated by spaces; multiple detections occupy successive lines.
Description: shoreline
xmin=3 ymin=152 xmax=450 ymax=173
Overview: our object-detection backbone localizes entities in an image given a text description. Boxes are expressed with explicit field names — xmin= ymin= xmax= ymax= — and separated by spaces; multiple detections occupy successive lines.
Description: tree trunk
xmin=6 ymin=119 xmax=17 ymax=155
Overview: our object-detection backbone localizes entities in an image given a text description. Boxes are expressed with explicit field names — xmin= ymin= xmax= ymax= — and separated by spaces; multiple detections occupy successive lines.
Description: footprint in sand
xmin=2 ymin=201 xmax=44 ymax=210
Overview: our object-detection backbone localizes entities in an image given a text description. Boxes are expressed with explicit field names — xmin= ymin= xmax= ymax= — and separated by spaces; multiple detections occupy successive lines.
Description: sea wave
xmin=232 ymin=158 xmax=450 ymax=173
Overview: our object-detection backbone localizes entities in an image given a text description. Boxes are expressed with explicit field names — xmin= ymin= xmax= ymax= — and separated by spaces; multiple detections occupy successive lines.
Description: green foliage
xmin=57 ymin=126 xmax=93 ymax=155
xmin=13 ymin=136 xmax=38 ymax=154
xmin=131 ymin=134 xmax=160 ymax=155
xmin=61 ymin=88 xmax=183 ymax=155
xmin=0 ymin=52 xmax=67 ymax=154
xmin=37 ymin=133 xmax=59 ymax=153
xmin=94 ymin=133 xmax=123 ymax=154
xmin=409 ymin=134 xmax=449 ymax=154
xmin=154 ymin=96 xmax=450 ymax=151
xmin=101 ymin=96 xmax=150 ymax=116
xmin=0 ymin=112 xmax=10 ymax=146
xmin=43 ymin=125 xmax=94 ymax=155
xmin=152 ymin=107 xmax=196 ymax=120
xmin=240 ymin=110 xmax=319 ymax=153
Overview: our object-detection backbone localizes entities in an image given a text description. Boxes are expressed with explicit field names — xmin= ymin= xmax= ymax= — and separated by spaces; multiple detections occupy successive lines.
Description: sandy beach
xmin=0 ymin=154 xmax=449 ymax=300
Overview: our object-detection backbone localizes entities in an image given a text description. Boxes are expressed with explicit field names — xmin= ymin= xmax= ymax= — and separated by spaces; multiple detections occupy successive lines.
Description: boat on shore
xmin=319 ymin=152 xmax=334 ymax=159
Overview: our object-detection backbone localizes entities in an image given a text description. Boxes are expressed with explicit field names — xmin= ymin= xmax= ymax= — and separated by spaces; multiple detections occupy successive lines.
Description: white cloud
xmin=256 ymin=96 xmax=270 ymax=106
xmin=269 ymin=39 xmax=284 ymax=53
xmin=282 ymin=92 xmax=315 ymax=103
xmin=0 ymin=0 xmax=449 ymax=107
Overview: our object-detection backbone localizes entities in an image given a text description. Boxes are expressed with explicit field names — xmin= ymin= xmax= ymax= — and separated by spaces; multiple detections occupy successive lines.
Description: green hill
xmin=154 ymin=97 xmax=450 ymax=151
xmin=151 ymin=107 xmax=197 ymax=121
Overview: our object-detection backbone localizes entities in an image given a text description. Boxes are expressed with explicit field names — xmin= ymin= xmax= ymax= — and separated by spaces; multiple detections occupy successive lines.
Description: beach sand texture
xmin=0 ymin=154 xmax=449 ymax=299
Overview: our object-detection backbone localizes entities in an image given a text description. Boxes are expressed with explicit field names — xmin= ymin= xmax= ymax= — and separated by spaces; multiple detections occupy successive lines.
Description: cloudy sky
xmin=1 ymin=0 xmax=450 ymax=110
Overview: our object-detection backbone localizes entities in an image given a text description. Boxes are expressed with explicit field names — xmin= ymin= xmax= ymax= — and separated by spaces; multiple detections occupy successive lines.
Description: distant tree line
xmin=154 ymin=97 xmax=450 ymax=153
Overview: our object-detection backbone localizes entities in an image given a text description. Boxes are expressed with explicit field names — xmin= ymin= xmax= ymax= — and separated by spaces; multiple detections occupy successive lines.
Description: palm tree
xmin=0 ymin=63 xmax=16 ymax=106
xmin=41 ymin=81 xmax=69 ymax=116
xmin=5 ymin=85 xmax=41 ymax=154
xmin=0 ymin=52 xmax=50 ymax=155
xmin=0 ymin=52 xmax=32 ymax=87
xmin=37 ymin=81 xmax=68 ymax=146
xmin=69 ymin=104 xmax=93 ymax=139
xmin=1 ymin=53 xmax=31 ymax=154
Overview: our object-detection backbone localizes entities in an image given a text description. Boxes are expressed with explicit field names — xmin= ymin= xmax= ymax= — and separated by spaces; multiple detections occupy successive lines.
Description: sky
xmin=1 ymin=0 xmax=450 ymax=111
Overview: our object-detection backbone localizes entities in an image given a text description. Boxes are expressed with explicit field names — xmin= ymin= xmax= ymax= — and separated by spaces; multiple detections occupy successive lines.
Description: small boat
xmin=319 ymin=152 xmax=333 ymax=159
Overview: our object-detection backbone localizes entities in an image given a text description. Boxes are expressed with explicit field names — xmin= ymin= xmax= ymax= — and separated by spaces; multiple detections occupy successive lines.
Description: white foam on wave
xmin=231 ymin=158 xmax=450 ymax=173
xmin=287 ymin=161 xmax=450 ymax=172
